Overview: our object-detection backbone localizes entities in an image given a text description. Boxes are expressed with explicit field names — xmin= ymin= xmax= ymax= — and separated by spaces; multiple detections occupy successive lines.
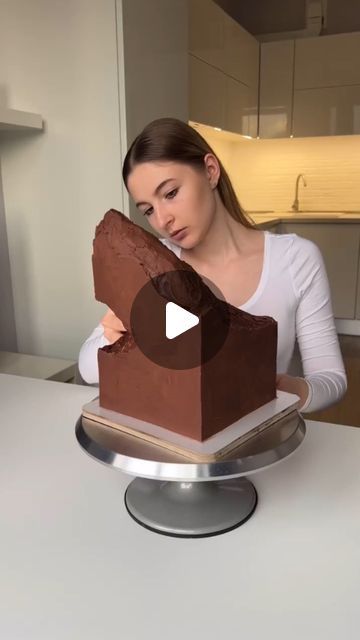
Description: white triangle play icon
xmin=166 ymin=302 xmax=199 ymax=339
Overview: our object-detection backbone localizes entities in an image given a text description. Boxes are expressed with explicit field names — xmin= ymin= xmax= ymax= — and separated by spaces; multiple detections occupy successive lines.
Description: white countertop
xmin=0 ymin=351 xmax=76 ymax=382
xmin=1 ymin=372 xmax=360 ymax=640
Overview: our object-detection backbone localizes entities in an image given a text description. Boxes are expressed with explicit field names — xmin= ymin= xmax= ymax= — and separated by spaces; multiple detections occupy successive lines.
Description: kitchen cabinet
xmin=293 ymin=33 xmax=360 ymax=136
xmin=279 ymin=223 xmax=360 ymax=319
xmin=356 ymin=256 xmax=360 ymax=320
xmin=294 ymin=32 xmax=360 ymax=89
xmin=189 ymin=0 xmax=259 ymax=88
xmin=189 ymin=0 xmax=225 ymax=71
xmin=259 ymin=40 xmax=294 ymax=139
xmin=293 ymin=33 xmax=360 ymax=137
xmin=190 ymin=8 xmax=360 ymax=138
xmin=224 ymin=76 xmax=257 ymax=136
xmin=189 ymin=55 xmax=225 ymax=129
xmin=188 ymin=0 xmax=259 ymax=136
xmin=188 ymin=76 xmax=259 ymax=135
xmin=293 ymin=84 xmax=360 ymax=136
xmin=266 ymin=224 xmax=280 ymax=233
xmin=293 ymin=31 xmax=360 ymax=136
xmin=189 ymin=57 xmax=257 ymax=135
xmin=259 ymin=31 xmax=360 ymax=137
xmin=222 ymin=11 xmax=259 ymax=88
xmin=254 ymin=219 xmax=281 ymax=233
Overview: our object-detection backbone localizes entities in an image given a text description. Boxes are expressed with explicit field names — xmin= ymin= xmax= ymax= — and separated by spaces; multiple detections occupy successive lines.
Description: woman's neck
xmin=181 ymin=196 xmax=257 ymax=268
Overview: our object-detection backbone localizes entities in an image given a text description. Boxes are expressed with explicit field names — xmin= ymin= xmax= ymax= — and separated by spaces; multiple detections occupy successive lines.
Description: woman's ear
xmin=203 ymin=153 xmax=220 ymax=189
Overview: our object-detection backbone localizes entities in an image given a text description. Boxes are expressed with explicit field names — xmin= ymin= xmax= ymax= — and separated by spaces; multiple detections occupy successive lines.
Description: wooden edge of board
xmin=81 ymin=405 xmax=297 ymax=462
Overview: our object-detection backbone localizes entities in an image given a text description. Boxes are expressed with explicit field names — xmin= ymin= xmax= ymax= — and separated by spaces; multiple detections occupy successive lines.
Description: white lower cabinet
xmin=356 ymin=257 xmax=360 ymax=320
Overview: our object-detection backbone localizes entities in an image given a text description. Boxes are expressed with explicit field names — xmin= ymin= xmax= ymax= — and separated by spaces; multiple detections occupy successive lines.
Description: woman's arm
xmin=78 ymin=310 xmax=126 ymax=384
xmin=78 ymin=324 xmax=109 ymax=384
xmin=276 ymin=373 xmax=310 ymax=410
xmin=288 ymin=236 xmax=347 ymax=413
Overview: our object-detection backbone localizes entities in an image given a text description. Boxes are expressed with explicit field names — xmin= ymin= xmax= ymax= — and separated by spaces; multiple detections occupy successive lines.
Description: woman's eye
xmin=166 ymin=188 xmax=178 ymax=200
xmin=144 ymin=207 xmax=153 ymax=217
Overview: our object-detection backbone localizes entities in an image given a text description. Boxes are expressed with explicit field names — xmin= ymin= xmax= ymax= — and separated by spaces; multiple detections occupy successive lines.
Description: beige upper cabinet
xmin=189 ymin=0 xmax=225 ymax=70
xmin=188 ymin=0 xmax=259 ymax=136
xmin=293 ymin=32 xmax=360 ymax=137
xmin=222 ymin=12 xmax=259 ymax=87
xmin=189 ymin=55 xmax=225 ymax=129
xmin=259 ymin=31 xmax=360 ymax=138
xmin=189 ymin=56 xmax=258 ymax=136
xmin=295 ymin=33 xmax=360 ymax=89
xmin=356 ymin=252 xmax=360 ymax=320
xmin=293 ymin=85 xmax=360 ymax=136
xmin=224 ymin=76 xmax=258 ymax=136
xmin=190 ymin=11 xmax=360 ymax=138
xmin=259 ymin=40 xmax=294 ymax=139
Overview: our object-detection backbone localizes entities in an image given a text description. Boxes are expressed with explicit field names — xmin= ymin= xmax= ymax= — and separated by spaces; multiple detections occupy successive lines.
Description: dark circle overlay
xmin=130 ymin=270 xmax=230 ymax=370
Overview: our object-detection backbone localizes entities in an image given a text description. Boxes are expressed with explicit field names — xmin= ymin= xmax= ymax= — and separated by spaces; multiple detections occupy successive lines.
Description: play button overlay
xmin=166 ymin=302 xmax=199 ymax=339
xmin=130 ymin=269 xmax=230 ymax=370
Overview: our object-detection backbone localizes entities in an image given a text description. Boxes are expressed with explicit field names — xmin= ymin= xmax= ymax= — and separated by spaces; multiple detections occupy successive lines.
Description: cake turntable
xmin=75 ymin=408 xmax=305 ymax=538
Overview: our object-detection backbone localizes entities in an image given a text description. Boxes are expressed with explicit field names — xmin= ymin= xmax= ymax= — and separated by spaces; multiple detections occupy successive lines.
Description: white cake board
xmin=82 ymin=390 xmax=299 ymax=462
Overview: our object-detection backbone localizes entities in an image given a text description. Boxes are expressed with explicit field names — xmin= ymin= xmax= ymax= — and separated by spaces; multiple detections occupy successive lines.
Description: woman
xmin=79 ymin=117 xmax=347 ymax=412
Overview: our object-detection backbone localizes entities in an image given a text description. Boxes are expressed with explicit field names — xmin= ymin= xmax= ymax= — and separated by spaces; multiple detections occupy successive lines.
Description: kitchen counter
xmin=249 ymin=211 xmax=360 ymax=228
xmin=1 ymin=373 xmax=360 ymax=639
xmin=0 ymin=350 xmax=76 ymax=382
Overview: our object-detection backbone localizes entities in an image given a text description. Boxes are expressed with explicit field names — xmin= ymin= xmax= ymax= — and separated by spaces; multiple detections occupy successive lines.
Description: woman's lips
xmin=170 ymin=228 xmax=187 ymax=241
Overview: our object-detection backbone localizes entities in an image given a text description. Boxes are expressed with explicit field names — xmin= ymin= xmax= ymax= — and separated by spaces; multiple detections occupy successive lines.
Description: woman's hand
xmin=276 ymin=373 xmax=309 ymax=410
xmin=100 ymin=309 xmax=126 ymax=344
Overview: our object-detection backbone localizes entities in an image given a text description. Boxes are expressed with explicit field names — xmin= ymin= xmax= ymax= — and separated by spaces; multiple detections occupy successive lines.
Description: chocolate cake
xmin=92 ymin=209 xmax=277 ymax=442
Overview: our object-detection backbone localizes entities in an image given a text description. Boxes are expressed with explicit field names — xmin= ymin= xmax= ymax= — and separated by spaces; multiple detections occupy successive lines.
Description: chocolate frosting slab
xmin=92 ymin=209 xmax=278 ymax=441
xmin=93 ymin=209 xmax=275 ymax=331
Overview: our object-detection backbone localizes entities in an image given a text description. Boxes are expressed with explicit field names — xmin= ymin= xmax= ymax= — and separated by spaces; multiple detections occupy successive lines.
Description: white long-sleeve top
xmin=78 ymin=231 xmax=347 ymax=412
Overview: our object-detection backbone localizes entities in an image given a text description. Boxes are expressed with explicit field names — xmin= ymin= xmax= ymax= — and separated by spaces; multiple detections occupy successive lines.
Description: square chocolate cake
xmin=92 ymin=209 xmax=277 ymax=441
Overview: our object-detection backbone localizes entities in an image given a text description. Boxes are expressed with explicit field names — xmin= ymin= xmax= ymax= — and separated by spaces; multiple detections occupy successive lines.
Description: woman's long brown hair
xmin=122 ymin=117 xmax=255 ymax=229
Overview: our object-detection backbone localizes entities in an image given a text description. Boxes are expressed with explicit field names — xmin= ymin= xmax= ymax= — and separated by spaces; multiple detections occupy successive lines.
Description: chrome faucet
xmin=291 ymin=174 xmax=307 ymax=212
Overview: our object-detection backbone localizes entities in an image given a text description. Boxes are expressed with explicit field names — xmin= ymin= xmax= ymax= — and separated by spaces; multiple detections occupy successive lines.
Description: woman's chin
xmin=175 ymin=236 xmax=197 ymax=250
xmin=171 ymin=229 xmax=201 ymax=252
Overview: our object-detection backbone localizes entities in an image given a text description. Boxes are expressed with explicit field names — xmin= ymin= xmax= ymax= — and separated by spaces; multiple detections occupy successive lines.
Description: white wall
xmin=121 ymin=0 xmax=189 ymax=231
xmin=0 ymin=0 xmax=125 ymax=360
xmin=122 ymin=0 xmax=188 ymax=144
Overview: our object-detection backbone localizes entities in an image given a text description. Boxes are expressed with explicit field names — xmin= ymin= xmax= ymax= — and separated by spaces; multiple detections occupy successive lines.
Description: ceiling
xmin=214 ymin=0 xmax=360 ymax=38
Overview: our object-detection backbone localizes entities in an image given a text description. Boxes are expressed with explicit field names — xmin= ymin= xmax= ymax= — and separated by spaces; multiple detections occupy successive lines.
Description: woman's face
xmin=127 ymin=156 xmax=219 ymax=248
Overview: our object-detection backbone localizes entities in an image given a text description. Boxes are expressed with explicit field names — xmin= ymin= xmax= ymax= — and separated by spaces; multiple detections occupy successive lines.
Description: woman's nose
xmin=156 ymin=203 xmax=174 ymax=231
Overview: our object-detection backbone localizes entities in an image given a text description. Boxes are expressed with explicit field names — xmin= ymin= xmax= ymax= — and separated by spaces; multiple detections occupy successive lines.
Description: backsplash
xmin=197 ymin=126 xmax=360 ymax=214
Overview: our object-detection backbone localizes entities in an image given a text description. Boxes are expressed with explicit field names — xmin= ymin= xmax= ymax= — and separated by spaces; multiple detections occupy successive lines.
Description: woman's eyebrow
xmin=135 ymin=178 xmax=175 ymax=207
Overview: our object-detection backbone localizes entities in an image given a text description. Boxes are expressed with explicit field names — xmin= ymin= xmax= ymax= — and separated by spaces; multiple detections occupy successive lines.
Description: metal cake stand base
xmin=76 ymin=410 xmax=305 ymax=538
xmin=125 ymin=477 xmax=258 ymax=537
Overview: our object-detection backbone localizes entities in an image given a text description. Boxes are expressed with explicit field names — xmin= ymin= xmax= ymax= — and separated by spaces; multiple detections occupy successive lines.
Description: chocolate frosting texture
xmin=93 ymin=209 xmax=278 ymax=441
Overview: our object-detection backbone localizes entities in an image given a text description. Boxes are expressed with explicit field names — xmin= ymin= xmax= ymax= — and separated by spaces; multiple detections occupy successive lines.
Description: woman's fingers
xmin=100 ymin=309 xmax=126 ymax=343
xmin=101 ymin=309 xmax=126 ymax=331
